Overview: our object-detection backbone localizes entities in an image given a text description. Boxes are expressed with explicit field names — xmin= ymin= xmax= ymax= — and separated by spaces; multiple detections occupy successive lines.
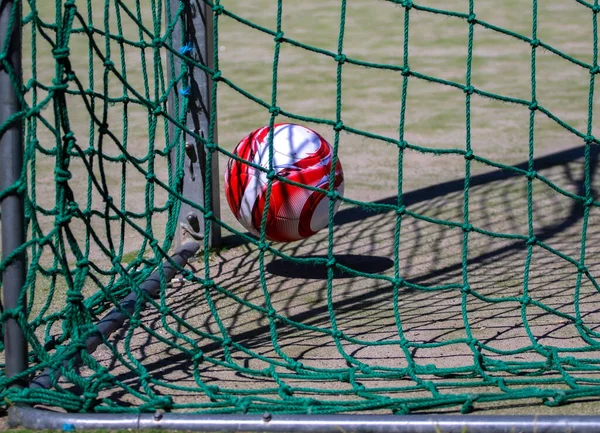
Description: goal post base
xmin=9 ymin=405 xmax=600 ymax=433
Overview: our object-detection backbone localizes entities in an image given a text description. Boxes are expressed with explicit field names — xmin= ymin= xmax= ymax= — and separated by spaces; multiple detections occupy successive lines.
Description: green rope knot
xmin=462 ymin=284 xmax=471 ymax=294
xmin=393 ymin=277 xmax=404 ymax=287
xmin=103 ymin=59 xmax=114 ymax=69
xmin=76 ymin=258 xmax=89 ymax=268
xmin=63 ymin=130 xmax=75 ymax=143
xmin=66 ymin=290 xmax=84 ymax=304
xmin=526 ymin=170 xmax=537 ymax=180
xmin=464 ymin=85 xmax=475 ymax=95
xmin=204 ymin=210 xmax=214 ymax=220
xmin=267 ymin=308 xmax=277 ymax=319
xmin=294 ymin=361 xmax=304 ymax=372
xmin=529 ymin=101 xmax=538 ymax=111
xmin=98 ymin=123 xmax=109 ymax=134
xmin=334 ymin=54 xmax=347 ymax=64
xmin=526 ymin=235 xmax=537 ymax=246
xmin=495 ymin=377 xmax=507 ymax=389
xmin=54 ymin=168 xmax=72 ymax=183
xmin=563 ymin=356 xmax=577 ymax=366
xmin=530 ymin=38 xmax=540 ymax=48
xmin=205 ymin=141 xmax=217 ymax=152
xmin=267 ymin=169 xmax=277 ymax=180
xmin=145 ymin=173 xmax=156 ymax=182
xmin=332 ymin=330 xmax=343 ymax=339
xmin=401 ymin=66 xmax=411 ymax=77
xmin=103 ymin=194 xmax=113 ymax=204
xmin=585 ymin=135 xmax=596 ymax=144
xmin=235 ymin=397 xmax=251 ymax=413
xmin=590 ymin=65 xmax=600 ymax=75
xmin=467 ymin=13 xmax=477 ymax=24
xmin=269 ymin=106 xmax=281 ymax=116
xmin=360 ymin=365 xmax=373 ymax=374
xmin=52 ymin=47 xmax=70 ymax=60
xmin=26 ymin=106 xmax=41 ymax=117
xmin=212 ymin=70 xmax=222 ymax=81
xmin=544 ymin=391 xmax=567 ymax=407
xmin=402 ymin=0 xmax=413 ymax=10
xmin=521 ymin=295 xmax=532 ymax=305
xmin=274 ymin=32 xmax=285 ymax=43
xmin=129 ymin=318 xmax=141 ymax=328
xmin=192 ymin=350 xmax=204 ymax=363
xmin=462 ymin=223 xmax=473 ymax=232
xmin=392 ymin=405 xmax=410 ymax=415
xmin=593 ymin=4 xmax=600 ymax=13
xmin=222 ymin=337 xmax=233 ymax=347
xmin=339 ymin=371 xmax=350 ymax=382
xmin=578 ymin=265 xmax=588 ymax=275
xmin=334 ymin=121 xmax=344 ymax=131
xmin=83 ymin=390 xmax=98 ymax=401
xmin=464 ymin=150 xmax=474 ymax=160
xmin=152 ymin=37 xmax=163 ymax=48
xmin=154 ymin=395 xmax=174 ymax=410
xmin=354 ymin=384 xmax=366 ymax=392
xmin=204 ymin=279 xmax=215 ymax=288
xmin=1 ymin=308 xmax=19 ymax=320
xmin=56 ymin=213 xmax=73 ymax=226
xmin=327 ymin=190 xmax=339 ymax=200
xmin=398 ymin=140 xmax=408 ymax=150
xmin=396 ymin=205 xmax=406 ymax=216
xmin=585 ymin=196 xmax=594 ymax=207
xmin=326 ymin=258 xmax=336 ymax=268
xmin=461 ymin=396 xmax=475 ymax=414
xmin=280 ymin=384 xmax=294 ymax=396
xmin=212 ymin=4 xmax=225 ymax=15
xmin=422 ymin=380 xmax=437 ymax=393
xmin=50 ymin=80 xmax=69 ymax=91
xmin=207 ymin=385 xmax=220 ymax=394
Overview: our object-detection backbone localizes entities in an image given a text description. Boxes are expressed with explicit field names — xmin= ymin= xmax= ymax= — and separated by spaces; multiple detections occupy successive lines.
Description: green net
xmin=2 ymin=0 xmax=600 ymax=415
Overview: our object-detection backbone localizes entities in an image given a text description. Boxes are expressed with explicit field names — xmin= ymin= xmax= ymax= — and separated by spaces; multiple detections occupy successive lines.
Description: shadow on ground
xmin=62 ymin=144 xmax=600 ymax=414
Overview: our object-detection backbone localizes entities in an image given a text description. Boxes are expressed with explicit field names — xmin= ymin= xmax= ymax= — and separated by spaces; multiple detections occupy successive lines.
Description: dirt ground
xmin=7 ymin=0 xmax=600 ymax=417
xmin=72 ymin=143 xmax=600 ymax=415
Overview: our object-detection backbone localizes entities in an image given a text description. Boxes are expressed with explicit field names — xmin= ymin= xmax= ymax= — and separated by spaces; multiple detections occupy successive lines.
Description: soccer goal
xmin=3 ymin=0 xmax=600 ymax=431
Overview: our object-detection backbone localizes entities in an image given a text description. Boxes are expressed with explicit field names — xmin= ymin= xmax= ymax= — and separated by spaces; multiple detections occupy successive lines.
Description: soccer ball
xmin=224 ymin=123 xmax=344 ymax=242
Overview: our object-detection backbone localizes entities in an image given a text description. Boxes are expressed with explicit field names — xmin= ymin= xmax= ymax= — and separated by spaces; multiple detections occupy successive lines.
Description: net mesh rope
xmin=1 ymin=0 xmax=600 ymax=414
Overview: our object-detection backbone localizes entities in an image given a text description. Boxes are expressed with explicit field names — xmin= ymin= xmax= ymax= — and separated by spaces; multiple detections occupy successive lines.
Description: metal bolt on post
xmin=167 ymin=0 xmax=221 ymax=250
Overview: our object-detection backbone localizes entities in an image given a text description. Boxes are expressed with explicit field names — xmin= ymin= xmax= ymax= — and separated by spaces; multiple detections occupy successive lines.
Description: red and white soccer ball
xmin=225 ymin=123 xmax=344 ymax=242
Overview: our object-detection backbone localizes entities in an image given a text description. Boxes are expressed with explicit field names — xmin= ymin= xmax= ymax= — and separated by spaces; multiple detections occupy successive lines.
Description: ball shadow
xmin=266 ymin=254 xmax=394 ymax=279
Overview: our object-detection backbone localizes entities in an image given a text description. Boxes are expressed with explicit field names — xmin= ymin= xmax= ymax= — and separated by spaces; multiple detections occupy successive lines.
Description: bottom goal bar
xmin=9 ymin=405 xmax=600 ymax=433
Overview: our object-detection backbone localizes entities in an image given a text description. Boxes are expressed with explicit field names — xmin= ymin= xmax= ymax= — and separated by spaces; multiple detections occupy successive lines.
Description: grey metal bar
xmin=0 ymin=0 xmax=28 ymax=387
xmin=167 ymin=0 xmax=221 ymax=249
xmin=10 ymin=405 xmax=600 ymax=433
xmin=29 ymin=241 xmax=200 ymax=389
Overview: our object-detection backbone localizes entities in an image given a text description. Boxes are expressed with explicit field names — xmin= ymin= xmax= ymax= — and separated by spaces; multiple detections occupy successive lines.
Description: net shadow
xmin=65 ymin=144 xmax=600 ymax=413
